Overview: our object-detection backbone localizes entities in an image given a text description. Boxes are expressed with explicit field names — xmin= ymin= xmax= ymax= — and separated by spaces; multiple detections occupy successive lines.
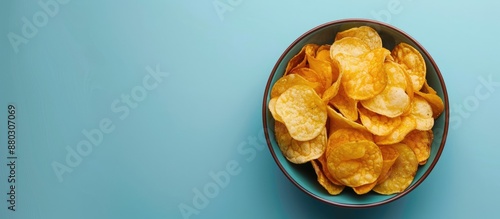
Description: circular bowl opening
xmin=262 ymin=19 xmax=449 ymax=208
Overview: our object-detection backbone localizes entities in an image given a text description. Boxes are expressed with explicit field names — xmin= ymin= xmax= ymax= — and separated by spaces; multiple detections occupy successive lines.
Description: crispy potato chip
xmin=420 ymin=80 xmax=437 ymax=94
xmin=327 ymin=140 xmax=383 ymax=187
xmin=285 ymin=46 xmax=307 ymax=75
xmin=304 ymin=44 xmax=320 ymax=60
xmin=358 ymin=106 xmax=401 ymax=136
xmin=321 ymin=59 xmax=342 ymax=103
xmin=392 ymin=43 xmax=426 ymax=91
xmin=316 ymin=45 xmax=331 ymax=60
xmin=408 ymin=95 xmax=434 ymax=131
xmin=317 ymin=46 xmax=341 ymax=84
xmin=317 ymin=154 xmax=343 ymax=185
xmin=327 ymin=106 xmax=368 ymax=134
xmin=401 ymin=130 xmax=433 ymax=165
xmin=290 ymin=67 xmax=326 ymax=95
xmin=329 ymin=85 xmax=359 ymax=121
xmin=330 ymin=37 xmax=371 ymax=60
xmin=335 ymin=26 xmax=382 ymax=50
xmin=307 ymin=56 xmax=333 ymax=88
xmin=275 ymin=85 xmax=327 ymax=141
xmin=353 ymin=181 xmax=377 ymax=195
xmin=327 ymin=128 xmax=374 ymax=151
xmin=339 ymin=48 xmax=390 ymax=100
xmin=360 ymin=61 xmax=411 ymax=118
xmin=415 ymin=89 xmax=444 ymax=119
xmin=374 ymin=116 xmax=416 ymax=145
xmin=274 ymin=122 xmax=327 ymax=164
xmin=373 ymin=143 xmax=418 ymax=195
xmin=311 ymin=159 xmax=345 ymax=194
xmin=270 ymin=74 xmax=317 ymax=98
xmin=376 ymin=145 xmax=399 ymax=184
xmin=268 ymin=97 xmax=283 ymax=123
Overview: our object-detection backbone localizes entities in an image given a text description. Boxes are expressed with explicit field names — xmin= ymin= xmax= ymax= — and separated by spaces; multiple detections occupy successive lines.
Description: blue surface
xmin=1 ymin=0 xmax=499 ymax=218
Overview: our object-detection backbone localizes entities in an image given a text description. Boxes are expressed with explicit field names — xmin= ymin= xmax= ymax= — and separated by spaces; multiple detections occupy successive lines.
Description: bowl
xmin=262 ymin=19 xmax=449 ymax=208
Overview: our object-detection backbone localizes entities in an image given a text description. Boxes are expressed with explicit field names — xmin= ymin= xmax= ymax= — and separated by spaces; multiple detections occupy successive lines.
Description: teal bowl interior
xmin=262 ymin=19 xmax=449 ymax=208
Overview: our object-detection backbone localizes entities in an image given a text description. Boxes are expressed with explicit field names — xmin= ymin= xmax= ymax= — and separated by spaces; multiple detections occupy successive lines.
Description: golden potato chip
xmin=326 ymin=140 xmax=383 ymax=187
xmin=270 ymin=74 xmax=317 ymax=98
xmin=285 ymin=46 xmax=307 ymax=75
xmin=330 ymin=37 xmax=371 ymax=60
xmin=275 ymin=85 xmax=327 ymax=141
xmin=268 ymin=97 xmax=283 ymax=123
xmin=408 ymin=95 xmax=434 ymax=131
xmin=327 ymin=106 xmax=368 ymax=134
xmin=304 ymin=44 xmax=320 ymax=60
xmin=374 ymin=116 xmax=416 ymax=145
xmin=373 ymin=143 xmax=418 ymax=195
xmin=307 ymin=56 xmax=333 ymax=88
xmin=327 ymin=128 xmax=374 ymax=152
xmin=401 ymin=130 xmax=433 ymax=165
xmin=415 ymin=86 xmax=444 ymax=119
xmin=321 ymin=59 xmax=342 ymax=103
xmin=311 ymin=159 xmax=345 ymax=194
xmin=391 ymin=43 xmax=426 ymax=91
xmin=376 ymin=145 xmax=399 ymax=184
xmin=274 ymin=122 xmax=327 ymax=164
xmin=358 ymin=106 xmax=401 ymax=136
xmin=360 ymin=61 xmax=411 ymax=118
xmin=335 ymin=26 xmax=382 ymax=50
xmin=317 ymin=154 xmax=343 ymax=185
xmin=353 ymin=181 xmax=377 ymax=195
xmin=339 ymin=47 xmax=390 ymax=100
xmin=290 ymin=67 xmax=326 ymax=95
xmin=420 ymin=80 xmax=437 ymax=94
xmin=329 ymin=85 xmax=359 ymax=121
xmin=316 ymin=45 xmax=331 ymax=61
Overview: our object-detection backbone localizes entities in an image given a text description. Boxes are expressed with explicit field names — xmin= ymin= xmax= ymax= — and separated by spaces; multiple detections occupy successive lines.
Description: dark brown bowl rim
xmin=261 ymin=18 xmax=450 ymax=208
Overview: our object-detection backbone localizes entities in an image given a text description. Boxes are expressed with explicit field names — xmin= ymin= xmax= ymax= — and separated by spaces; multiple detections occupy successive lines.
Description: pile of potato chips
xmin=269 ymin=26 xmax=444 ymax=195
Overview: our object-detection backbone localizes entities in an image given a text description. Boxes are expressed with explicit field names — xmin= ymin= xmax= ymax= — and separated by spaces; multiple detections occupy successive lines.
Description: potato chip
xmin=329 ymin=85 xmax=359 ymax=121
xmin=317 ymin=45 xmax=341 ymax=83
xmin=360 ymin=61 xmax=411 ymax=118
xmin=285 ymin=45 xmax=307 ymax=75
xmin=401 ymin=130 xmax=433 ymax=165
xmin=275 ymin=85 xmax=327 ymax=141
xmin=317 ymin=154 xmax=343 ymax=185
xmin=274 ymin=122 xmax=327 ymax=164
xmin=327 ymin=140 xmax=383 ymax=187
xmin=270 ymin=74 xmax=317 ymax=98
xmin=415 ymin=82 xmax=444 ymax=118
xmin=268 ymin=97 xmax=283 ymax=123
xmin=321 ymin=59 xmax=342 ymax=103
xmin=374 ymin=116 xmax=416 ymax=145
xmin=408 ymin=95 xmax=434 ymax=131
xmin=326 ymin=106 xmax=368 ymax=134
xmin=339 ymin=47 xmax=390 ymax=100
xmin=290 ymin=67 xmax=326 ymax=95
xmin=307 ymin=56 xmax=333 ymax=88
xmin=373 ymin=143 xmax=418 ymax=195
xmin=353 ymin=181 xmax=377 ymax=195
xmin=330 ymin=37 xmax=371 ymax=60
xmin=335 ymin=26 xmax=382 ymax=50
xmin=327 ymin=128 xmax=374 ymax=152
xmin=358 ymin=106 xmax=401 ymax=136
xmin=391 ymin=43 xmax=426 ymax=91
xmin=376 ymin=145 xmax=399 ymax=184
xmin=316 ymin=45 xmax=332 ymax=61
xmin=311 ymin=159 xmax=345 ymax=194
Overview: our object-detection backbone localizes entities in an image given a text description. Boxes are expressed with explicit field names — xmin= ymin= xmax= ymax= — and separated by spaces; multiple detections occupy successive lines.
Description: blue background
xmin=1 ymin=0 xmax=499 ymax=218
